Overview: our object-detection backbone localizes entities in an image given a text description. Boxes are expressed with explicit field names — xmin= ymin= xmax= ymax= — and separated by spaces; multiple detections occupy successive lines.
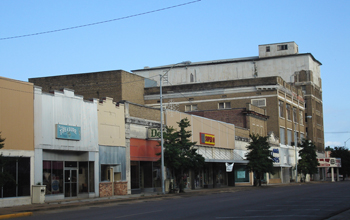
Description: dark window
xmin=1 ymin=157 xmax=30 ymax=198
xmin=266 ymin=46 xmax=270 ymax=52
xmin=277 ymin=44 xmax=288 ymax=51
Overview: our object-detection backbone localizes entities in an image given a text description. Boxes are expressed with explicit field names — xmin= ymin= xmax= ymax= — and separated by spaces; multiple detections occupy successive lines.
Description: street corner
xmin=0 ymin=212 xmax=33 ymax=219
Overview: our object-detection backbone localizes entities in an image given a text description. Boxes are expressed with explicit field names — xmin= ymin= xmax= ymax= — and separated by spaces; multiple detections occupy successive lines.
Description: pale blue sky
xmin=1 ymin=0 xmax=349 ymax=148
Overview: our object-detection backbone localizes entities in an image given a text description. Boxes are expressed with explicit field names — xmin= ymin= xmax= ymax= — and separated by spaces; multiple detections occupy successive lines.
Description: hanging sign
xmin=200 ymin=132 xmax=215 ymax=146
xmin=226 ymin=163 xmax=234 ymax=172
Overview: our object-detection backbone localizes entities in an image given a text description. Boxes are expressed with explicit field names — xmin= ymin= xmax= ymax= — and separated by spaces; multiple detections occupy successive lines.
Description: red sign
xmin=200 ymin=132 xmax=215 ymax=146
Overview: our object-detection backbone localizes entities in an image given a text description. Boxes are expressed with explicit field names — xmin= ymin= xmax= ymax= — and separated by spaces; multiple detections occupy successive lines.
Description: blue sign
xmin=273 ymin=157 xmax=280 ymax=163
xmin=273 ymin=148 xmax=279 ymax=153
xmin=56 ymin=124 xmax=81 ymax=141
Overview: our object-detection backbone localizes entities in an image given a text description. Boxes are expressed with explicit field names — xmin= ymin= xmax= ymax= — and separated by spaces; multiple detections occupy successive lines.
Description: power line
xmin=0 ymin=0 xmax=201 ymax=41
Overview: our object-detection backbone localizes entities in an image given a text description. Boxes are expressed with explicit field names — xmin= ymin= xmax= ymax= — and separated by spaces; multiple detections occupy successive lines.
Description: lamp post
xmin=160 ymin=61 xmax=191 ymax=194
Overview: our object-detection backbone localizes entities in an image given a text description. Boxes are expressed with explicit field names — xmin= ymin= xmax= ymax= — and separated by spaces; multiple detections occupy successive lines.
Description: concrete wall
xmin=133 ymin=53 xmax=321 ymax=88
xmin=0 ymin=77 xmax=34 ymax=207
xmin=98 ymin=97 xmax=125 ymax=147
xmin=0 ymin=77 xmax=34 ymax=151
xmin=165 ymin=110 xmax=235 ymax=149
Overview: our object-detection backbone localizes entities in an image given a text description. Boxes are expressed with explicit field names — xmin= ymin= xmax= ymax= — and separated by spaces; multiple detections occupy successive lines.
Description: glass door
xmin=65 ymin=169 xmax=77 ymax=197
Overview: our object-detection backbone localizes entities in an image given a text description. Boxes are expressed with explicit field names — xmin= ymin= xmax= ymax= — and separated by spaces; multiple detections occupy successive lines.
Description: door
xmin=65 ymin=169 xmax=77 ymax=197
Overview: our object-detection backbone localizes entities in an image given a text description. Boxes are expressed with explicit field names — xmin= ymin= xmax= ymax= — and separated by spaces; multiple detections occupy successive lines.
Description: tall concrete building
xmin=132 ymin=42 xmax=324 ymax=152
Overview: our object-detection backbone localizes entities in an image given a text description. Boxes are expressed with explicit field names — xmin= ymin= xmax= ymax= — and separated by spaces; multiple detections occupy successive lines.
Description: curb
xmin=0 ymin=212 xmax=32 ymax=219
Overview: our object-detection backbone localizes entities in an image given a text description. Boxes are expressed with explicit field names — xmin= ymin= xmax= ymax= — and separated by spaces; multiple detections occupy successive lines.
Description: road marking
xmin=115 ymin=210 xmax=162 ymax=219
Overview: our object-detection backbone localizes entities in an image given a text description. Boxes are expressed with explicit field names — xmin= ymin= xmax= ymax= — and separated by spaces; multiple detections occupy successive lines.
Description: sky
xmin=1 ymin=0 xmax=349 ymax=148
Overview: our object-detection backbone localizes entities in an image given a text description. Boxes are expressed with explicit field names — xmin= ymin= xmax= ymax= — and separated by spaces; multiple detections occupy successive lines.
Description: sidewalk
xmin=0 ymin=182 xmax=349 ymax=219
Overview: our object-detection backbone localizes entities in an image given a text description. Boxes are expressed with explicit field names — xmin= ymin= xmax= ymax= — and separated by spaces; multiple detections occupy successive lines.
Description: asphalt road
xmin=24 ymin=181 xmax=350 ymax=220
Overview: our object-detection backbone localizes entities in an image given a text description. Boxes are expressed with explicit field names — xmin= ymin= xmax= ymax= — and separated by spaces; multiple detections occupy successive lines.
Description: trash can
xmin=32 ymin=185 xmax=46 ymax=204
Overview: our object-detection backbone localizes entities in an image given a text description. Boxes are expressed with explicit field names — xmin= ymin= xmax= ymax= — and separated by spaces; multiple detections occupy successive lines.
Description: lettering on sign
xmin=147 ymin=128 xmax=161 ymax=139
xmin=200 ymin=132 xmax=215 ymax=146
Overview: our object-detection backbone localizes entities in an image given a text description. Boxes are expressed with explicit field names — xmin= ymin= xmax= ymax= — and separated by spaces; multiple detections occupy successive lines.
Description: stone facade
xmin=114 ymin=181 xmax=127 ymax=195
xmin=99 ymin=182 xmax=113 ymax=197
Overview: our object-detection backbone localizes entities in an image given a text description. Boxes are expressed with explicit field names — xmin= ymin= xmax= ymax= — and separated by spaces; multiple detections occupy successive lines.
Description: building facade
xmin=132 ymin=42 xmax=324 ymax=151
xmin=0 ymin=77 xmax=34 ymax=207
xmin=98 ymin=98 xmax=127 ymax=197
xmin=34 ymin=88 xmax=99 ymax=201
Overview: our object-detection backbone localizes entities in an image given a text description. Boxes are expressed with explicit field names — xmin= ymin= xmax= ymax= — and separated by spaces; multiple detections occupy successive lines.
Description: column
xmin=331 ymin=167 xmax=335 ymax=182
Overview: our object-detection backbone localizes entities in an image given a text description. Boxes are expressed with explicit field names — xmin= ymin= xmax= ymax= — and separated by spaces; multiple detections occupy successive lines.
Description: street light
xmin=160 ymin=61 xmax=191 ymax=194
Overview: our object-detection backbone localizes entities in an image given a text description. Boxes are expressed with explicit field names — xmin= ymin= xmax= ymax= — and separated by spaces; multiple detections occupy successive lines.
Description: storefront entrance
xmin=64 ymin=169 xmax=78 ymax=197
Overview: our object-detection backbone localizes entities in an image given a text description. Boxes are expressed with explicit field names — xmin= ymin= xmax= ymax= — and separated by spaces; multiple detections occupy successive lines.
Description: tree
xmin=330 ymin=146 xmax=350 ymax=180
xmin=246 ymin=134 xmax=274 ymax=186
xmin=159 ymin=118 xmax=205 ymax=193
xmin=298 ymin=139 xmax=319 ymax=181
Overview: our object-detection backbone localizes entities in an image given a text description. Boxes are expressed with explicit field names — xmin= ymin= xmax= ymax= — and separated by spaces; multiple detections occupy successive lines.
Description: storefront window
xmin=43 ymin=161 xmax=64 ymax=195
xmin=79 ymin=162 xmax=88 ymax=193
xmin=89 ymin=162 xmax=95 ymax=193
xmin=234 ymin=165 xmax=250 ymax=183
xmin=1 ymin=157 xmax=30 ymax=198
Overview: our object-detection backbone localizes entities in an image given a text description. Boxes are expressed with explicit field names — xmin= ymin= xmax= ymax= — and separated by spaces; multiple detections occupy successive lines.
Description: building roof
xmin=132 ymin=53 xmax=322 ymax=72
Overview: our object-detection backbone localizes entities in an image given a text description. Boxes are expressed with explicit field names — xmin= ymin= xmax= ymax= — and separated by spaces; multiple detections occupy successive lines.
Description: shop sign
xmin=200 ymin=132 xmax=215 ymax=146
xmin=148 ymin=128 xmax=161 ymax=139
xmin=56 ymin=124 xmax=81 ymax=141
xmin=318 ymin=158 xmax=341 ymax=167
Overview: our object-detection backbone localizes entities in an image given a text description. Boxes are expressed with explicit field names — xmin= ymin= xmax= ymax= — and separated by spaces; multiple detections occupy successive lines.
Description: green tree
xmin=0 ymin=132 xmax=15 ymax=190
xmin=330 ymin=146 xmax=350 ymax=180
xmin=298 ymin=139 xmax=319 ymax=181
xmin=159 ymin=118 xmax=205 ymax=192
xmin=246 ymin=134 xmax=274 ymax=186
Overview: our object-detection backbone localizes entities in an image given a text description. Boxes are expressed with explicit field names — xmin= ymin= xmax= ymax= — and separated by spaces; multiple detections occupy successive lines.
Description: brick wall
xmin=114 ymin=181 xmax=127 ymax=195
xmin=29 ymin=70 xmax=145 ymax=105
xmin=189 ymin=109 xmax=246 ymax=128
xmin=99 ymin=182 xmax=113 ymax=197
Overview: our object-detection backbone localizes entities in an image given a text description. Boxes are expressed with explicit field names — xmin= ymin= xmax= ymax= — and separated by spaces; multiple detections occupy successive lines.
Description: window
xmin=1 ymin=157 xmax=30 ymax=198
xmin=218 ymin=102 xmax=231 ymax=109
xmin=293 ymin=107 xmax=297 ymax=123
xmin=280 ymin=127 xmax=285 ymax=145
xmin=300 ymin=133 xmax=304 ymax=142
xmin=299 ymin=111 xmax=303 ymax=125
xmin=294 ymin=131 xmax=298 ymax=145
xmin=266 ymin=46 xmax=270 ymax=52
xmin=279 ymin=101 xmax=284 ymax=118
xmin=185 ymin=104 xmax=197 ymax=112
xmin=277 ymin=44 xmax=288 ymax=50
xmin=251 ymin=98 xmax=266 ymax=107
xmin=190 ymin=73 xmax=194 ymax=82
xmin=287 ymin=129 xmax=292 ymax=146
xmin=286 ymin=104 xmax=291 ymax=120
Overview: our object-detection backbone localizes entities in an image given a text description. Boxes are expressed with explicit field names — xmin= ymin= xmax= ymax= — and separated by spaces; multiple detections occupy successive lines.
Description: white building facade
xmin=34 ymin=88 xmax=99 ymax=201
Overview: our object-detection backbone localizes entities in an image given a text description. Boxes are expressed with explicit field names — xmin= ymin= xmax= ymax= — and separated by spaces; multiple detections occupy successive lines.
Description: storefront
xmin=34 ymin=88 xmax=99 ymax=201
xmin=166 ymin=111 xmax=236 ymax=190
xmin=130 ymin=138 xmax=161 ymax=193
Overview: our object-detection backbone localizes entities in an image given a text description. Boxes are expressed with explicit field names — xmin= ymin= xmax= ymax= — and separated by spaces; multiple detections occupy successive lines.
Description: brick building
xmin=132 ymin=42 xmax=324 ymax=152
xmin=29 ymin=70 xmax=145 ymax=105
xmin=142 ymin=76 xmax=306 ymax=150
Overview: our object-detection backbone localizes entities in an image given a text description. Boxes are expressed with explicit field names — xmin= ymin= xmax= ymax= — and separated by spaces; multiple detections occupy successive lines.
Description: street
xmin=23 ymin=181 xmax=350 ymax=220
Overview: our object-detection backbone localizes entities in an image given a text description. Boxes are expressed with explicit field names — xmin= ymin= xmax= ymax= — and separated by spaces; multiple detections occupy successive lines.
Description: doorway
xmin=64 ymin=169 xmax=77 ymax=197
